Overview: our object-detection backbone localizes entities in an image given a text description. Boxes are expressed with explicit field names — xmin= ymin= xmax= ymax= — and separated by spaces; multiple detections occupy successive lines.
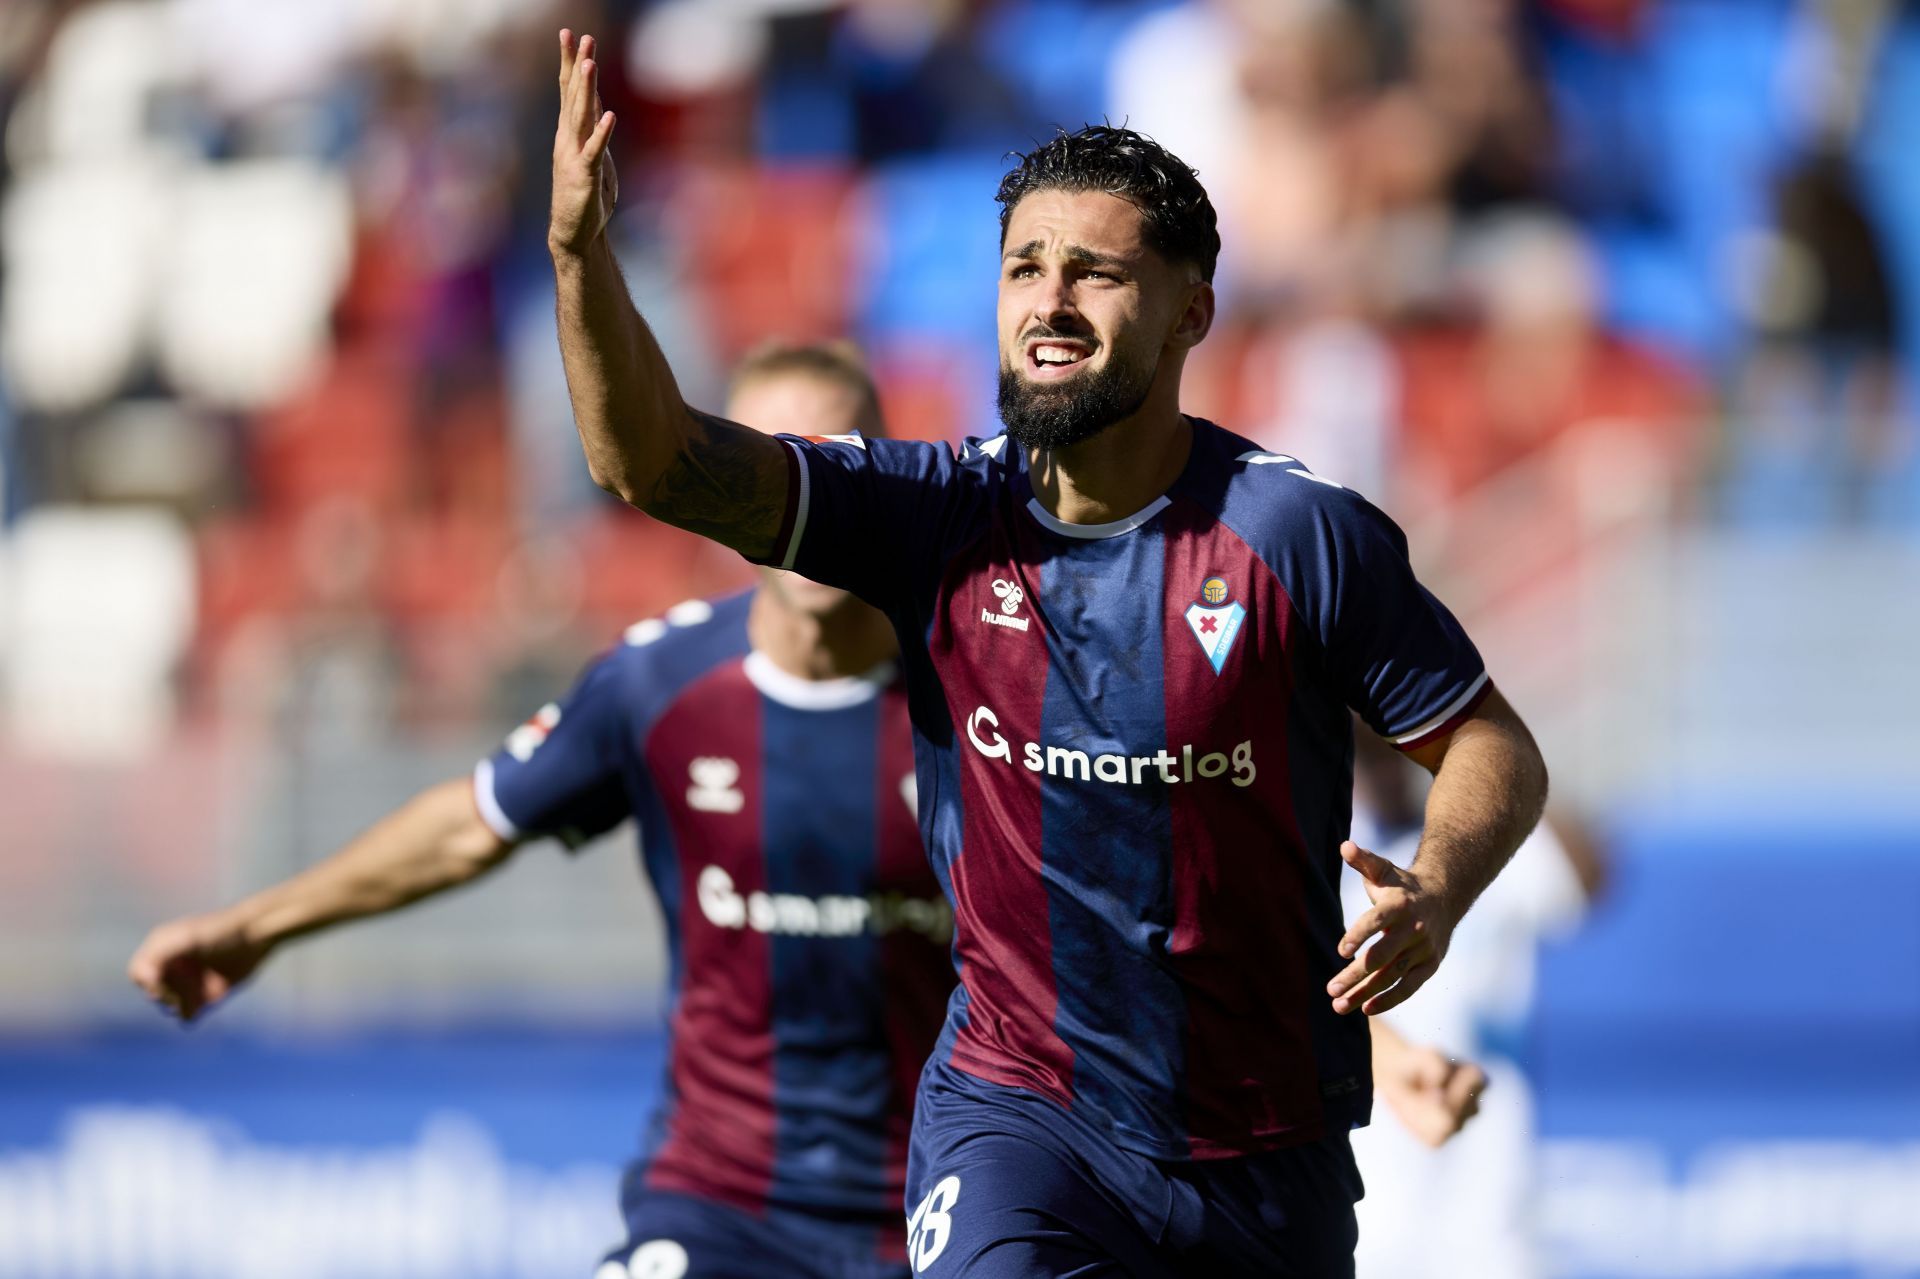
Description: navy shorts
xmin=597 ymin=1186 xmax=911 ymax=1279
xmin=903 ymin=1063 xmax=1362 ymax=1278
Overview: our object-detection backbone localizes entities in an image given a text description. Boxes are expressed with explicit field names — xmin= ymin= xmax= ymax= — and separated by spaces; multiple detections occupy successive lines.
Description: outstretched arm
xmin=547 ymin=30 xmax=788 ymax=557
xmin=127 ymin=778 xmax=513 ymax=1022
xmin=1329 ymin=687 xmax=1548 ymax=1015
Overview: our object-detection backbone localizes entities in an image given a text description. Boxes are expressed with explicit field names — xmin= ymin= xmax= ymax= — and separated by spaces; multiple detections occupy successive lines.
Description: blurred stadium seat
xmin=28 ymin=0 xmax=191 ymax=167
xmin=669 ymin=163 xmax=863 ymax=359
xmin=3 ymin=506 xmax=194 ymax=760
xmin=857 ymin=152 xmax=1007 ymax=352
xmin=1 ymin=165 xmax=164 ymax=412
xmin=155 ymin=161 xmax=354 ymax=410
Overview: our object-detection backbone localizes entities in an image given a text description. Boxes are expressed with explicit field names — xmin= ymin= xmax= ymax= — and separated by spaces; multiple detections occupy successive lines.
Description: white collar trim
xmin=1024 ymin=494 xmax=1171 ymax=540
xmin=743 ymin=650 xmax=892 ymax=710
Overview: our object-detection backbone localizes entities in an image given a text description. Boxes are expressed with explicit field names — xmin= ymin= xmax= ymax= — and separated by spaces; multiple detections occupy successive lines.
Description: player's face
xmin=996 ymin=189 xmax=1195 ymax=449
xmin=728 ymin=374 xmax=867 ymax=616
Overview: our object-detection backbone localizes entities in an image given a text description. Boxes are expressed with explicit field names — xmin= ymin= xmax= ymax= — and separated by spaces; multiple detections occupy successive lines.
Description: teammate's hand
xmin=127 ymin=912 xmax=271 ymax=1023
xmin=1375 ymin=1039 xmax=1487 ymax=1148
xmin=1327 ymin=840 xmax=1458 ymax=1016
xmin=549 ymin=28 xmax=618 ymax=258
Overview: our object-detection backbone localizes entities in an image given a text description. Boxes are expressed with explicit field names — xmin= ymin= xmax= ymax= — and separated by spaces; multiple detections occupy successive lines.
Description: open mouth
xmin=1025 ymin=340 xmax=1095 ymax=378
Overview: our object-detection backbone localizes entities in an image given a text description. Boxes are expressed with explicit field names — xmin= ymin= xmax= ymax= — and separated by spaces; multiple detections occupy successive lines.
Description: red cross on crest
xmin=1200 ymin=615 xmax=1218 ymax=634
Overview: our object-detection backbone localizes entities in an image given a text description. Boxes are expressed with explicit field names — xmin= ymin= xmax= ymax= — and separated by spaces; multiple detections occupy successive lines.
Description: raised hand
xmin=1327 ymin=840 xmax=1460 ymax=1016
xmin=127 ymin=912 xmax=271 ymax=1023
xmin=549 ymin=28 xmax=618 ymax=257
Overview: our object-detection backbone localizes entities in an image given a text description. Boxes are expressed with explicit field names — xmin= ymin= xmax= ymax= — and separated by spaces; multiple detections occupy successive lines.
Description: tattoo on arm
xmin=646 ymin=409 xmax=790 ymax=561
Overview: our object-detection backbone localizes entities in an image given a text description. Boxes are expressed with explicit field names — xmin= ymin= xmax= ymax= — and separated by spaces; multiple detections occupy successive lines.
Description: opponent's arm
xmin=548 ymin=30 xmax=788 ymax=557
xmin=1370 ymin=1020 xmax=1487 ymax=1148
xmin=1329 ymin=687 xmax=1547 ymax=1015
xmin=127 ymin=778 xmax=513 ymax=1022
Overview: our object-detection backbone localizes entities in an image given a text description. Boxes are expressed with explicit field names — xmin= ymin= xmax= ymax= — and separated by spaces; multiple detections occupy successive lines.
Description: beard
xmin=997 ymin=341 xmax=1157 ymax=450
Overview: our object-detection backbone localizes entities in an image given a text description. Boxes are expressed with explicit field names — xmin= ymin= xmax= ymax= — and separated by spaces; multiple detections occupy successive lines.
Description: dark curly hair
xmin=995 ymin=125 xmax=1221 ymax=283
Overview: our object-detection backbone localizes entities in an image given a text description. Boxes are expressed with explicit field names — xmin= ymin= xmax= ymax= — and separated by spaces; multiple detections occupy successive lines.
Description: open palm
xmin=549 ymin=29 xmax=618 ymax=256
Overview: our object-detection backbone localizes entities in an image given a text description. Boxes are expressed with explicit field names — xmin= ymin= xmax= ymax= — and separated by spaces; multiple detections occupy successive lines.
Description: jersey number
xmin=906 ymin=1175 xmax=962 ymax=1273
xmin=596 ymin=1239 xmax=689 ymax=1279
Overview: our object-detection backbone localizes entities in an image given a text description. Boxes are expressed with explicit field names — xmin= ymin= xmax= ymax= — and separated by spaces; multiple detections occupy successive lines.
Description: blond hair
xmin=729 ymin=340 xmax=885 ymax=438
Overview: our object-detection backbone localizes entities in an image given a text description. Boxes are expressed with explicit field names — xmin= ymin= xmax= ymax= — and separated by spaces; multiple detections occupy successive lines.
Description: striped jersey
xmin=474 ymin=591 xmax=954 ymax=1235
xmin=761 ymin=418 xmax=1490 ymax=1160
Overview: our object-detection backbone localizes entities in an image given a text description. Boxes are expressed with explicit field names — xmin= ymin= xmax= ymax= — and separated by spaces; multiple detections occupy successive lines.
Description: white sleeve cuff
xmin=471 ymin=759 xmax=522 ymax=842
xmin=1388 ymin=670 xmax=1490 ymax=746
xmin=778 ymin=437 xmax=811 ymax=572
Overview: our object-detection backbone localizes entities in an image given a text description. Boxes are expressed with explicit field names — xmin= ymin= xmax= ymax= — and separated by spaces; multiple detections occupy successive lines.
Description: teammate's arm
xmin=1330 ymin=687 xmax=1547 ymax=1015
xmin=548 ymin=30 xmax=788 ymax=558
xmin=1370 ymin=1020 xmax=1487 ymax=1148
xmin=126 ymin=778 xmax=513 ymax=1022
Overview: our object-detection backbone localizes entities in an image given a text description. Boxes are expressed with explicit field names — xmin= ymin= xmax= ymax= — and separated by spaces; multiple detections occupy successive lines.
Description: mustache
xmin=1020 ymin=325 xmax=1098 ymax=349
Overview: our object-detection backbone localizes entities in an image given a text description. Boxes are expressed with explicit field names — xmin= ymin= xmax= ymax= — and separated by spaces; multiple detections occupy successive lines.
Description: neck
xmin=748 ymin=587 xmax=898 ymax=681
xmin=1026 ymin=395 xmax=1193 ymax=526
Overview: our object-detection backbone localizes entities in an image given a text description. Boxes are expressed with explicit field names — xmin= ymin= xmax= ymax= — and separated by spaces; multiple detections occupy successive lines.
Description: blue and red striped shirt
xmin=474 ymin=591 xmax=954 ymax=1235
xmin=763 ymin=418 xmax=1490 ymax=1160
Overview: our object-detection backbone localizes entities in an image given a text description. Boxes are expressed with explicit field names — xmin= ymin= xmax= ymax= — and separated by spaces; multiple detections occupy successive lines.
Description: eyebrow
xmin=1003 ymin=240 xmax=1131 ymax=271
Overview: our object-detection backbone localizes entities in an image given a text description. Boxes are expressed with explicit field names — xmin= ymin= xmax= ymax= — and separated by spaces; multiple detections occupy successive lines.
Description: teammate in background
xmin=1345 ymin=728 xmax=1601 ymax=1279
xmin=550 ymin=30 xmax=1548 ymax=1273
xmin=129 ymin=346 xmax=956 ymax=1279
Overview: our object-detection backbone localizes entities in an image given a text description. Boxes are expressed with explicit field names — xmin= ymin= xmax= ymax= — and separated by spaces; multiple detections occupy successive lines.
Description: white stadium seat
xmin=2 ymin=506 xmax=196 ymax=760
xmin=154 ymin=160 xmax=353 ymax=410
xmin=0 ymin=165 xmax=167 ymax=411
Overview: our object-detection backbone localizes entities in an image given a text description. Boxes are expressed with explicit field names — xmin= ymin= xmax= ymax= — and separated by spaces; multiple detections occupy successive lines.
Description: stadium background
xmin=1 ymin=0 xmax=1917 ymax=1275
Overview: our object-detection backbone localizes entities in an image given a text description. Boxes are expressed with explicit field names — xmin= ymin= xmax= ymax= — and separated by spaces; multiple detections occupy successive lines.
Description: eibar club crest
xmin=1184 ymin=577 xmax=1246 ymax=674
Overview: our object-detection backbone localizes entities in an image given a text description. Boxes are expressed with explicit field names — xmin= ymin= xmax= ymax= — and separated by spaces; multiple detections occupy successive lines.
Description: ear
xmin=1170 ymin=280 xmax=1215 ymax=351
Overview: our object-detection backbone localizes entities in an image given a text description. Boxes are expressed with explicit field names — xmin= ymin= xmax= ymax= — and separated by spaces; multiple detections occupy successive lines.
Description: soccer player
xmin=127 ymin=346 xmax=959 ymax=1279
xmin=549 ymin=30 xmax=1548 ymax=1276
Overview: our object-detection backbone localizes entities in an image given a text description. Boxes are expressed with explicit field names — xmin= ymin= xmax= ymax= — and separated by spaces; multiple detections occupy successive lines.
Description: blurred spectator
xmin=0 ymin=0 xmax=1904 ymax=762
xmin=1395 ymin=210 xmax=1704 ymax=514
xmin=1723 ymin=150 xmax=1911 ymax=526
xmin=761 ymin=0 xmax=1028 ymax=163
xmin=1110 ymin=0 xmax=1378 ymax=309
xmin=1719 ymin=0 xmax=1916 ymax=526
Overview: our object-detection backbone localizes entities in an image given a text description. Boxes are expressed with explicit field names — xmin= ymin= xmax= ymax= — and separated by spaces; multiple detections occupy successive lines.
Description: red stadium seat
xmin=251 ymin=345 xmax=412 ymax=515
xmin=567 ymin=510 xmax=755 ymax=634
xmin=667 ymin=163 xmax=863 ymax=359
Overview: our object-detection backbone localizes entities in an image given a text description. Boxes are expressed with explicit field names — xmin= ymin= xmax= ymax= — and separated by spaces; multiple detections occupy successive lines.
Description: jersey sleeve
xmin=757 ymin=433 xmax=973 ymax=610
xmin=473 ymin=654 xmax=633 ymax=848
xmin=1302 ymin=489 xmax=1489 ymax=751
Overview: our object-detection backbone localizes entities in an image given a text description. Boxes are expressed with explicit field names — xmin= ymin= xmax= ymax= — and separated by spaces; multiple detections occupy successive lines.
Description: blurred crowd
xmin=0 ymin=0 xmax=1916 ymax=761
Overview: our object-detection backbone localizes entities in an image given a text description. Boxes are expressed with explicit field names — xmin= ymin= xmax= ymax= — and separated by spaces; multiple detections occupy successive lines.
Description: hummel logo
xmin=687 ymin=756 xmax=745 ymax=814
xmin=981 ymin=578 xmax=1031 ymax=632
